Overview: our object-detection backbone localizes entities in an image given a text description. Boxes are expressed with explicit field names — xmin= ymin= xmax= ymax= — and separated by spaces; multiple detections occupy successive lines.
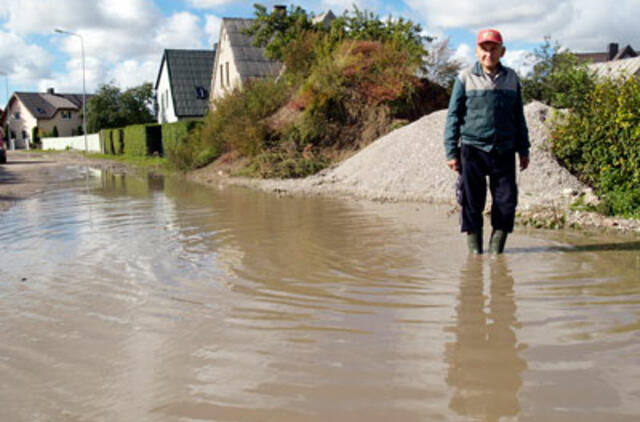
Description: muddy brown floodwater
xmin=0 ymin=165 xmax=639 ymax=421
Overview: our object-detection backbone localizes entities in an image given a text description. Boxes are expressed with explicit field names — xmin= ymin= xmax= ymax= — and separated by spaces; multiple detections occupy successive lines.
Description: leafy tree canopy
xmin=87 ymin=82 xmax=155 ymax=132
xmin=244 ymin=4 xmax=430 ymax=69
xmin=521 ymin=37 xmax=595 ymax=108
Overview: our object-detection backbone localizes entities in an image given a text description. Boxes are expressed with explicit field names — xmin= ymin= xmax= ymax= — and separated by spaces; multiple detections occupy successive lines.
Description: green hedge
xmin=101 ymin=128 xmax=116 ymax=154
xmin=123 ymin=124 xmax=147 ymax=156
xmin=161 ymin=119 xmax=203 ymax=154
xmin=100 ymin=120 xmax=200 ymax=158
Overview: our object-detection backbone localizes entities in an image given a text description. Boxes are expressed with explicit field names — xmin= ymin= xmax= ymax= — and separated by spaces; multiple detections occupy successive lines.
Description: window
xmin=14 ymin=112 xmax=20 ymax=120
xmin=195 ymin=87 xmax=208 ymax=100
xmin=36 ymin=107 xmax=45 ymax=114
xmin=165 ymin=90 xmax=169 ymax=108
xmin=220 ymin=65 xmax=224 ymax=87
xmin=226 ymin=62 xmax=230 ymax=87
xmin=61 ymin=110 xmax=72 ymax=120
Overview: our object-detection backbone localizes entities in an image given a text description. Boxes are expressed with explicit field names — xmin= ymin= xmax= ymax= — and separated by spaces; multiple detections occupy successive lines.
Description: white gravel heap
xmin=254 ymin=101 xmax=593 ymax=210
xmin=290 ymin=101 xmax=590 ymax=208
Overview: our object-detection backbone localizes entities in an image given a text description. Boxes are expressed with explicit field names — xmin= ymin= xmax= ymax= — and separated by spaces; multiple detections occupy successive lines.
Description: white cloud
xmin=188 ymin=0 xmax=235 ymax=9
xmin=107 ymin=59 xmax=159 ymax=90
xmin=155 ymin=12 xmax=206 ymax=49
xmin=205 ymin=15 xmax=222 ymax=46
xmin=452 ymin=43 xmax=473 ymax=67
xmin=503 ymin=49 xmax=533 ymax=76
xmin=0 ymin=31 xmax=55 ymax=87
xmin=404 ymin=0 xmax=640 ymax=51
xmin=45 ymin=9 xmax=207 ymax=92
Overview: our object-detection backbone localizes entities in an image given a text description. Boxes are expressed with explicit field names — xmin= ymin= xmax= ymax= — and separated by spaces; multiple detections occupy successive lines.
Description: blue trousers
xmin=459 ymin=145 xmax=518 ymax=233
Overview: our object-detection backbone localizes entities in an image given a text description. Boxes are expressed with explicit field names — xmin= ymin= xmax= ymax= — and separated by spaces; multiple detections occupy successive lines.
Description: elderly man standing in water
xmin=444 ymin=29 xmax=530 ymax=254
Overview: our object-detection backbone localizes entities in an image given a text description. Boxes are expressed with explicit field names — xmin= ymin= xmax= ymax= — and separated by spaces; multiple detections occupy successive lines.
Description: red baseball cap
xmin=476 ymin=29 xmax=503 ymax=45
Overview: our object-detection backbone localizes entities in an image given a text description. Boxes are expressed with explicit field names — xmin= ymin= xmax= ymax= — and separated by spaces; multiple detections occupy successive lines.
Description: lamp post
xmin=0 ymin=71 xmax=7 ymax=149
xmin=54 ymin=28 xmax=87 ymax=152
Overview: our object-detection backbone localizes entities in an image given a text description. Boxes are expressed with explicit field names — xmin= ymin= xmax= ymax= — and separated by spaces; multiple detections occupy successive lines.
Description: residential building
xmin=576 ymin=43 xmax=637 ymax=64
xmin=155 ymin=48 xmax=216 ymax=124
xmin=589 ymin=56 xmax=640 ymax=79
xmin=1 ymin=88 xmax=88 ymax=148
xmin=209 ymin=17 xmax=283 ymax=103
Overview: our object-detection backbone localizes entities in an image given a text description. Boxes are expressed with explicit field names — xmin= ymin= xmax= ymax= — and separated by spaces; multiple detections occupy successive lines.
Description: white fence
xmin=41 ymin=133 xmax=102 ymax=152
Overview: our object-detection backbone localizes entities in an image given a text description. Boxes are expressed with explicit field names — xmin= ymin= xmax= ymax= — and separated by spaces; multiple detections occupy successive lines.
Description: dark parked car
xmin=0 ymin=138 xmax=6 ymax=164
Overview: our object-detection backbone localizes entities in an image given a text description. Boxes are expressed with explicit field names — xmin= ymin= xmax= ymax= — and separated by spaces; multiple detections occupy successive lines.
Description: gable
xmin=163 ymin=49 xmax=215 ymax=117
xmin=220 ymin=18 xmax=283 ymax=80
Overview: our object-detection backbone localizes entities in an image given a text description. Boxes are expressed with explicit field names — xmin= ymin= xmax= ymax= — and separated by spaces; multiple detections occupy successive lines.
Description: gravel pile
xmin=256 ymin=101 xmax=591 ymax=209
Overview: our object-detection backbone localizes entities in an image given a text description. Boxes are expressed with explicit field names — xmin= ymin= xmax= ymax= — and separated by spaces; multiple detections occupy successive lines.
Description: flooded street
xmin=1 ymin=166 xmax=639 ymax=421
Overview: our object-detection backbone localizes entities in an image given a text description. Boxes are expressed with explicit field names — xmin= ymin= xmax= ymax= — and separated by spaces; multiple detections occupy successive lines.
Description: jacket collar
xmin=472 ymin=61 xmax=505 ymax=77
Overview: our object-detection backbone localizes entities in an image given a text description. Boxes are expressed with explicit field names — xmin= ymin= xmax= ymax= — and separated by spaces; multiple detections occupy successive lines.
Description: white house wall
xmin=211 ymin=25 xmax=243 ymax=103
xmin=39 ymin=110 xmax=83 ymax=136
xmin=6 ymin=98 xmax=34 ymax=147
xmin=42 ymin=133 xmax=101 ymax=152
xmin=157 ymin=60 xmax=178 ymax=123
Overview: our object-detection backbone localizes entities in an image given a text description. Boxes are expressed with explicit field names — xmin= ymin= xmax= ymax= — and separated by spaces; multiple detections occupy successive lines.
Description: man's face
xmin=476 ymin=42 xmax=505 ymax=72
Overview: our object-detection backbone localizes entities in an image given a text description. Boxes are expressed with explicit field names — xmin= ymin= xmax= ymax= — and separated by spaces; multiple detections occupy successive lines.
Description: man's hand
xmin=448 ymin=158 xmax=460 ymax=172
xmin=519 ymin=155 xmax=529 ymax=171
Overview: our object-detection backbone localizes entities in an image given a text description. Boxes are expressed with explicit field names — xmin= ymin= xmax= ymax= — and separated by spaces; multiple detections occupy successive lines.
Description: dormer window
xmin=36 ymin=107 xmax=45 ymax=114
xmin=61 ymin=110 xmax=72 ymax=120
xmin=195 ymin=87 xmax=208 ymax=100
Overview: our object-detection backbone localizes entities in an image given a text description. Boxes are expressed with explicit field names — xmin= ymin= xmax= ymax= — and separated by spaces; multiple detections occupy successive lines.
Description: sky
xmin=0 ymin=0 xmax=638 ymax=106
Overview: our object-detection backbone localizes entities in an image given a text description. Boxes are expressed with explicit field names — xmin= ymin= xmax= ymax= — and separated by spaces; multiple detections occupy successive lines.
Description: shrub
xmin=123 ymin=124 xmax=147 ymax=156
xmin=242 ymin=142 xmax=330 ymax=178
xmin=31 ymin=127 xmax=41 ymax=148
xmin=162 ymin=119 xmax=212 ymax=171
xmin=52 ymin=126 xmax=59 ymax=137
xmin=198 ymin=78 xmax=291 ymax=157
xmin=550 ymin=75 xmax=640 ymax=218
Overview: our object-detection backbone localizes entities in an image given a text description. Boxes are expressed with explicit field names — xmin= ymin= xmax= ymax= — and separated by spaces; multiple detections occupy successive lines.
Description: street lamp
xmin=54 ymin=28 xmax=87 ymax=152
xmin=0 ymin=71 xmax=8 ymax=149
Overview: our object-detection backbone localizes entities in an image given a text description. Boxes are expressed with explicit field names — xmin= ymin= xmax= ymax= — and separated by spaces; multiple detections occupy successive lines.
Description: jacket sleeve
xmin=514 ymin=81 xmax=530 ymax=157
xmin=443 ymin=76 xmax=465 ymax=160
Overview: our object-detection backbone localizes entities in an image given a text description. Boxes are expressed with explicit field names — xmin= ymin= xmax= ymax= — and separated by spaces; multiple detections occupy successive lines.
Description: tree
xmin=244 ymin=4 xmax=430 ymax=69
xmin=521 ymin=37 xmax=595 ymax=108
xmin=424 ymin=37 xmax=463 ymax=91
xmin=87 ymin=82 xmax=155 ymax=132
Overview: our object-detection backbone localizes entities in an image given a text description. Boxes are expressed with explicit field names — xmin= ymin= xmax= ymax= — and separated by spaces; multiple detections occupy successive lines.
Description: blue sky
xmin=0 ymin=0 xmax=638 ymax=106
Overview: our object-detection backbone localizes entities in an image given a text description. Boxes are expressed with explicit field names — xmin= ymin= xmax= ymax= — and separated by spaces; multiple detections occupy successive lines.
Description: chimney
xmin=46 ymin=87 xmax=55 ymax=94
xmin=272 ymin=5 xmax=286 ymax=17
xmin=608 ymin=43 xmax=619 ymax=61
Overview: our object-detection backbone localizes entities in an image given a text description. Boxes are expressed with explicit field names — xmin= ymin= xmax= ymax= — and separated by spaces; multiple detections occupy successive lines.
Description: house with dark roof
xmin=209 ymin=17 xmax=283 ymax=103
xmin=155 ymin=49 xmax=216 ymax=124
xmin=1 ymin=88 xmax=89 ymax=148
xmin=576 ymin=43 xmax=638 ymax=64
xmin=589 ymin=56 xmax=640 ymax=79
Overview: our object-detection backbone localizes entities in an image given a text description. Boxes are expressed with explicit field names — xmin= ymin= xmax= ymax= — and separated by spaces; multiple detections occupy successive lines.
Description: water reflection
xmin=2 ymin=168 xmax=640 ymax=421
xmin=446 ymin=256 xmax=527 ymax=421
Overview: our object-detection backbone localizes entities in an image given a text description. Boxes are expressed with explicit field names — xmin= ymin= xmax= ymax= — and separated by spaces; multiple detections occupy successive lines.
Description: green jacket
xmin=443 ymin=62 xmax=529 ymax=160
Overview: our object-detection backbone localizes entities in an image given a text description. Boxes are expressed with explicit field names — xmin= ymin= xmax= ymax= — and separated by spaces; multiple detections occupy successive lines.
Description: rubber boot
xmin=466 ymin=231 xmax=483 ymax=254
xmin=489 ymin=229 xmax=508 ymax=254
